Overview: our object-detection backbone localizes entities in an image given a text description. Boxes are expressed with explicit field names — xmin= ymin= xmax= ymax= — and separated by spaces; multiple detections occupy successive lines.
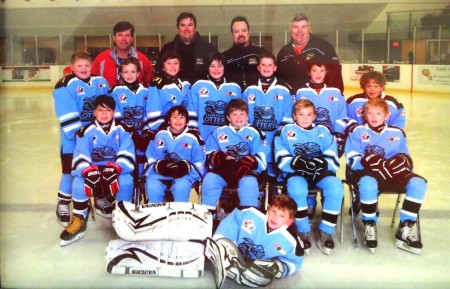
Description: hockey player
xmin=53 ymin=50 xmax=109 ymax=227
xmin=274 ymin=99 xmax=344 ymax=255
xmin=295 ymin=60 xmax=350 ymax=219
xmin=201 ymin=99 xmax=268 ymax=223
xmin=242 ymin=53 xmax=294 ymax=181
xmin=146 ymin=51 xmax=191 ymax=132
xmin=346 ymin=70 xmax=405 ymax=129
xmin=109 ymin=57 xmax=150 ymax=177
xmin=187 ymin=51 xmax=242 ymax=141
xmin=60 ymin=95 xmax=135 ymax=246
xmin=205 ymin=194 xmax=303 ymax=289
xmin=144 ymin=105 xmax=205 ymax=203
xmin=345 ymin=98 xmax=426 ymax=254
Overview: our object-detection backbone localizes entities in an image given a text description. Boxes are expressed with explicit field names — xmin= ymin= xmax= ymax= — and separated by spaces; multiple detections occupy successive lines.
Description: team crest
xmin=119 ymin=94 xmax=127 ymax=103
xmin=199 ymin=88 xmax=209 ymax=97
xmin=247 ymin=94 xmax=256 ymax=103
xmin=245 ymin=135 xmax=253 ymax=141
xmin=362 ymin=132 xmax=370 ymax=142
xmin=387 ymin=137 xmax=400 ymax=141
xmin=241 ymin=219 xmax=255 ymax=234
xmin=274 ymin=95 xmax=284 ymax=100
xmin=287 ymin=130 xmax=296 ymax=139
xmin=273 ymin=244 xmax=287 ymax=255
xmin=157 ymin=139 xmax=165 ymax=148
xmin=218 ymin=133 xmax=229 ymax=142
xmin=182 ymin=143 xmax=192 ymax=149
xmin=356 ymin=107 xmax=363 ymax=116
xmin=226 ymin=91 xmax=237 ymax=97
xmin=77 ymin=86 xmax=85 ymax=95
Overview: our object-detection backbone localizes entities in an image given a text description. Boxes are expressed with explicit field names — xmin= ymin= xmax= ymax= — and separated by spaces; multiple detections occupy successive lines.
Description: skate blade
xmin=316 ymin=242 xmax=332 ymax=255
xmin=396 ymin=240 xmax=422 ymax=255
xmin=57 ymin=220 xmax=68 ymax=227
xmin=368 ymin=247 xmax=376 ymax=254
xmin=95 ymin=209 xmax=112 ymax=219
xmin=304 ymin=248 xmax=311 ymax=256
xmin=60 ymin=232 xmax=85 ymax=246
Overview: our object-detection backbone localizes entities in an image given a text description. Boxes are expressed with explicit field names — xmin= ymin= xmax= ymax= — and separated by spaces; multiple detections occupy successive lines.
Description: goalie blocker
xmin=112 ymin=201 xmax=212 ymax=242
xmin=105 ymin=239 xmax=205 ymax=278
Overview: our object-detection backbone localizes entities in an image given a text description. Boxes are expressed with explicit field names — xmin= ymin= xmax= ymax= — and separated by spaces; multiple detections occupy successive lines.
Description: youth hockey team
xmin=52 ymin=12 xmax=426 ymax=288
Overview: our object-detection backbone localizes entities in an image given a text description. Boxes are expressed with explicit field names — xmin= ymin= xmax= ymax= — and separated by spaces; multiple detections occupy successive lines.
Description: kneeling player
xmin=60 ymin=95 xmax=136 ymax=246
xmin=205 ymin=195 xmax=304 ymax=289
xmin=345 ymin=98 xmax=426 ymax=254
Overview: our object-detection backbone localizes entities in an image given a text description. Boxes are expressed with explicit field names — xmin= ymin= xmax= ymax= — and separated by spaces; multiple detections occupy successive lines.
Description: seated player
xmin=345 ymin=97 xmax=426 ymax=254
xmin=205 ymin=194 xmax=304 ymax=289
xmin=144 ymin=105 xmax=205 ymax=203
xmin=274 ymin=99 xmax=344 ymax=255
xmin=60 ymin=95 xmax=135 ymax=246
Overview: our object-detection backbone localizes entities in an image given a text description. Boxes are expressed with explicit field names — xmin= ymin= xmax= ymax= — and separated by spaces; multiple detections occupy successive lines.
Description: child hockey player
xmin=205 ymin=194 xmax=303 ymax=289
xmin=346 ymin=70 xmax=405 ymax=129
xmin=53 ymin=50 xmax=109 ymax=227
xmin=144 ymin=105 xmax=205 ymax=203
xmin=345 ymin=97 xmax=426 ymax=254
xmin=60 ymin=95 xmax=135 ymax=246
xmin=242 ymin=53 xmax=294 ymax=185
xmin=294 ymin=60 xmax=349 ymax=220
xmin=109 ymin=57 xmax=150 ymax=177
xmin=274 ymin=99 xmax=344 ymax=255
xmin=146 ymin=51 xmax=191 ymax=132
xmin=201 ymin=99 xmax=268 ymax=221
xmin=188 ymin=51 xmax=242 ymax=141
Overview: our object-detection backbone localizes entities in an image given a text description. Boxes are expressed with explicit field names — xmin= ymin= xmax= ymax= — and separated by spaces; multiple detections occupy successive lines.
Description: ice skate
xmin=60 ymin=213 xmax=87 ymax=246
xmin=395 ymin=220 xmax=422 ymax=255
xmin=56 ymin=200 xmax=70 ymax=227
xmin=317 ymin=230 xmax=334 ymax=255
xmin=204 ymin=238 xmax=229 ymax=289
xmin=94 ymin=196 xmax=115 ymax=218
xmin=363 ymin=220 xmax=377 ymax=254
xmin=298 ymin=232 xmax=312 ymax=255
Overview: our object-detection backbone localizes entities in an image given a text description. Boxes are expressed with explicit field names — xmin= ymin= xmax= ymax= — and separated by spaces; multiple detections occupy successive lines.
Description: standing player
xmin=146 ymin=51 xmax=191 ymax=132
xmin=61 ymin=95 xmax=135 ymax=246
xmin=188 ymin=51 xmax=242 ymax=141
xmin=345 ymin=98 xmax=426 ymax=254
xmin=53 ymin=50 xmax=109 ymax=227
xmin=109 ymin=57 xmax=150 ymax=177
xmin=242 ymin=53 xmax=294 ymax=182
xmin=274 ymin=99 xmax=343 ymax=255
xmin=144 ymin=105 xmax=205 ymax=203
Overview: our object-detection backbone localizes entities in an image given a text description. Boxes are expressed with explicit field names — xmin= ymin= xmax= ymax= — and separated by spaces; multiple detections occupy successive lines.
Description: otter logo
xmin=225 ymin=141 xmax=250 ymax=158
xmin=123 ymin=106 xmax=144 ymax=129
xmin=119 ymin=93 xmax=127 ymax=103
xmin=203 ymin=100 xmax=227 ymax=126
xmin=238 ymin=237 xmax=265 ymax=260
xmin=293 ymin=142 xmax=322 ymax=159
xmin=364 ymin=145 xmax=385 ymax=158
xmin=80 ymin=96 xmax=97 ymax=122
xmin=314 ymin=107 xmax=332 ymax=131
xmin=253 ymin=106 xmax=277 ymax=131
xmin=92 ymin=146 xmax=116 ymax=162
xmin=163 ymin=150 xmax=181 ymax=161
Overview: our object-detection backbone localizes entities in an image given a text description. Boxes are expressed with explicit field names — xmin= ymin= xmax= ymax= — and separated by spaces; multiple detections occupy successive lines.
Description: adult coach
xmin=92 ymin=21 xmax=154 ymax=87
xmin=223 ymin=16 xmax=268 ymax=89
xmin=276 ymin=14 xmax=344 ymax=92
xmin=155 ymin=12 xmax=217 ymax=83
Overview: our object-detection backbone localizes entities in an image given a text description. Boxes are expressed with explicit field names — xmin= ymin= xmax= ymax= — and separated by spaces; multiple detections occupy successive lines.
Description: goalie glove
xmin=230 ymin=258 xmax=279 ymax=287
xmin=234 ymin=155 xmax=258 ymax=179
xmin=82 ymin=165 xmax=102 ymax=197
xmin=102 ymin=162 xmax=122 ymax=195
xmin=361 ymin=154 xmax=392 ymax=181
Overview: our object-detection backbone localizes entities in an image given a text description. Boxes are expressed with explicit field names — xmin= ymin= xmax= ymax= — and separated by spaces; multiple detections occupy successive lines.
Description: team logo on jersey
xmin=182 ymin=143 xmax=192 ymax=149
xmin=119 ymin=94 xmax=127 ymax=103
xmin=247 ymin=94 xmax=256 ymax=103
xmin=274 ymin=95 xmax=284 ymax=100
xmin=218 ymin=133 xmax=229 ymax=143
xmin=163 ymin=151 xmax=181 ymax=162
xmin=241 ymin=220 xmax=255 ymax=234
xmin=328 ymin=97 xmax=339 ymax=102
xmin=364 ymin=145 xmax=385 ymax=158
xmin=286 ymin=130 xmax=296 ymax=139
xmin=123 ymin=106 xmax=144 ymax=129
xmin=98 ymin=83 xmax=107 ymax=88
xmin=314 ymin=107 xmax=332 ymax=131
xmin=225 ymin=142 xmax=250 ymax=159
xmin=92 ymin=146 xmax=116 ymax=162
xmin=387 ymin=137 xmax=400 ymax=141
xmin=80 ymin=96 xmax=97 ymax=121
xmin=238 ymin=238 xmax=265 ymax=259
xmin=157 ymin=138 xmax=165 ymax=148
xmin=254 ymin=106 xmax=277 ymax=131
xmin=226 ymin=91 xmax=237 ymax=97
xmin=248 ymin=57 xmax=258 ymax=65
xmin=293 ymin=142 xmax=322 ymax=159
xmin=199 ymin=88 xmax=209 ymax=97
xmin=204 ymin=100 xmax=227 ymax=126
xmin=169 ymin=94 xmax=177 ymax=103
xmin=274 ymin=244 xmax=287 ymax=255
xmin=356 ymin=107 xmax=364 ymax=117
xmin=361 ymin=132 xmax=370 ymax=142
xmin=245 ymin=135 xmax=253 ymax=141
xmin=77 ymin=86 xmax=85 ymax=95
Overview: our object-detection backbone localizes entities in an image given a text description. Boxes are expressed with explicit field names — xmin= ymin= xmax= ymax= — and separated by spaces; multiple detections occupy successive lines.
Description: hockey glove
xmin=361 ymin=154 xmax=392 ymax=181
xmin=132 ymin=129 xmax=155 ymax=152
xmin=154 ymin=160 xmax=176 ymax=177
xmin=307 ymin=157 xmax=328 ymax=182
xmin=332 ymin=132 xmax=346 ymax=158
xmin=82 ymin=165 xmax=102 ymax=197
xmin=230 ymin=258 xmax=279 ymax=287
xmin=387 ymin=153 xmax=416 ymax=185
xmin=290 ymin=155 xmax=309 ymax=171
xmin=102 ymin=162 xmax=122 ymax=195
xmin=171 ymin=160 xmax=191 ymax=178
xmin=234 ymin=155 xmax=258 ymax=179
xmin=207 ymin=151 xmax=230 ymax=170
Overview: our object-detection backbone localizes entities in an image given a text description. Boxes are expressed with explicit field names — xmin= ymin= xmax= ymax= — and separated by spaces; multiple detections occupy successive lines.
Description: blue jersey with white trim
xmin=110 ymin=83 xmax=148 ymax=131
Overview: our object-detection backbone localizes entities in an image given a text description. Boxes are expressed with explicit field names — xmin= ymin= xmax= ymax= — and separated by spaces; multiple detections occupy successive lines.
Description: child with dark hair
xmin=144 ymin=105 xmax=205 ymax=203
xmin=60 ymin=95 xmax=135 ymax=246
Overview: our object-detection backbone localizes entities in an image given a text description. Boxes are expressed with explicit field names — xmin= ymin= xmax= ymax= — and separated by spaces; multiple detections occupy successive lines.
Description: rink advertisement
xmin=417 ymin=65 xmax=450 ymax=86
xmin=1 ymin=66 xmax=51 ymax=82
xmin=347 ymin=64 xmax=401 ymax=82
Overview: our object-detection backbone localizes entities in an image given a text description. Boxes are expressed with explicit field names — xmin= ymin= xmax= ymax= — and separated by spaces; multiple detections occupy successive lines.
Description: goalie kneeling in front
xmin=60 ymin=95 xmax=135 ymax=246
xmin=205 ymin=194 xmax=304 ymax=289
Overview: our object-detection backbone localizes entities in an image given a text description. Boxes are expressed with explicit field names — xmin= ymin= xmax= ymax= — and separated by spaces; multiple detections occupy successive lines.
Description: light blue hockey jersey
xmin=110 ymin=83 xmax=148 ymax=131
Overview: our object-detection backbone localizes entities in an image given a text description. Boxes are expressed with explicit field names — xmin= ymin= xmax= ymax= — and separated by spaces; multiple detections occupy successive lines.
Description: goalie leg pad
xmin=105 ymin=239 xmax=205 ymax=278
